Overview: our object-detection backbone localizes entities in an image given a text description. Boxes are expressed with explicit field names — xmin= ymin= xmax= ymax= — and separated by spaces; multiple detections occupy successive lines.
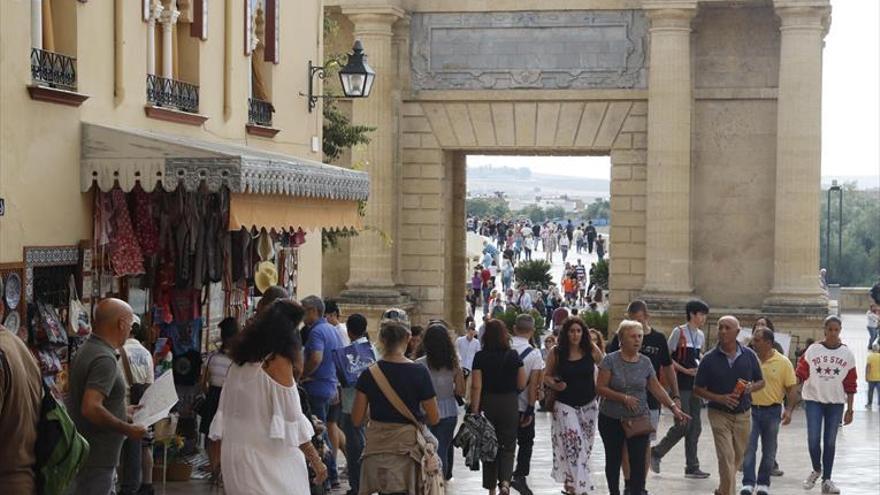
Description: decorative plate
xmin=4 ymin=311 xmax=20 ymax=333
xmin=5 ymin=272 xmax=21 ymax=310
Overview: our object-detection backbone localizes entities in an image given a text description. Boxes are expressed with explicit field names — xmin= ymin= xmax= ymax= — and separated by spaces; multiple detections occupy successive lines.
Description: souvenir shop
xmin=0 ymin=123 xmax=368 ymax=478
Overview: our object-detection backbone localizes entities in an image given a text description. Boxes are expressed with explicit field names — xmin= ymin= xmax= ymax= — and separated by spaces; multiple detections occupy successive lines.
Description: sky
xmin=469 ymin=1 xmax=880 ymax=181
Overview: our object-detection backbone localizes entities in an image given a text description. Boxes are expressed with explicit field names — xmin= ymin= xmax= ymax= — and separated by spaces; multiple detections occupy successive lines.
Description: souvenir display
xmin=4 ymin=311 xmax=21 ymax=334
xmin=5 ymin=272 xmax=21 ymax=310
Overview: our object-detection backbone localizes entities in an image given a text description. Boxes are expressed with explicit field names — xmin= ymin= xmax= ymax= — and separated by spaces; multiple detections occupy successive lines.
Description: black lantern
xmin=304 ymin=40 xmax=375 ymax=113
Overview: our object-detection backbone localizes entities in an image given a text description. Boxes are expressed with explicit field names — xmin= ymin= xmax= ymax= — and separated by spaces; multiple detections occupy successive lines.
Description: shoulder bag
xmin=541 ymin=346 xmax=559 ymax=412
xmin=619 ymin=355 xmax=655 ymax=439
xmin=368 ymin=364 xmax=445 ymax=495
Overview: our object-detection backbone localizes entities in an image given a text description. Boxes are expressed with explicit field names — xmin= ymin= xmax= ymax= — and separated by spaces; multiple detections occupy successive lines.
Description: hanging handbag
xmin=67 ymin=275 xmax=91 ymax=336
xmin=619 ymin=356 xmax=655 ymax=439
xmin=541 ymin=346 xmax=559 ymax=412
xmin=368 ymin=365 xmax=445 ymax=495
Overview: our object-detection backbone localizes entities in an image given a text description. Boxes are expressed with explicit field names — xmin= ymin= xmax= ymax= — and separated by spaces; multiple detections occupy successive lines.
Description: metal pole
xmin=837 ymin=187 xmax=843 ymax=284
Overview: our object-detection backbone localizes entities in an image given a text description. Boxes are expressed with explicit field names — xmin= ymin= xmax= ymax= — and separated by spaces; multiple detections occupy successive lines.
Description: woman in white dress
xmin=209 ymin=300 xmax=327 ymax=494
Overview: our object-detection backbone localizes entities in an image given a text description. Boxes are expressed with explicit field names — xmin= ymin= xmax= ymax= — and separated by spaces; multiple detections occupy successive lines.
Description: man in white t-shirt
xmin=510 ymin=314 xmax=544 ymax=495
xmin=324 ymin=300 xmax=350 ymax=346
xmin=456 ymin=324 xmax=481 ymax=402
xmin=118 ymin=316 xmax=155 ymax=495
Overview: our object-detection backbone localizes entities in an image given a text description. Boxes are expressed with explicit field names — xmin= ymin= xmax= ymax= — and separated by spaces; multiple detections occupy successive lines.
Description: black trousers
xmin=513 ymin=416 xmax=536 ymax=477
xmin=599 ymin=413 xmax=650 ymax=495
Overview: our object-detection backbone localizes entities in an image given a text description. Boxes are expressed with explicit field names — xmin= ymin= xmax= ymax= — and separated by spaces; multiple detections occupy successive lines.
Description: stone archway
xmin=328 ymin=0 xmax=832 ymax=338
xmin=399 ymin=96 xmax=647 ymax=326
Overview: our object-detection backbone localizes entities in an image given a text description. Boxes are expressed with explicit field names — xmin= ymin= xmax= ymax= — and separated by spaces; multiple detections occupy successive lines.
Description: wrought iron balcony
xmin=248 ymin=98 xmax=275 ymax=127
xmin=31 ymin=48 xmax=77 ymax=91
xmin=146 ymin=74 xmax=200 ymax=114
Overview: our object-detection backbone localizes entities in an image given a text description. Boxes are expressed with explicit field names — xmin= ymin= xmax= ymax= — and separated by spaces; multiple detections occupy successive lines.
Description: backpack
xmin=34 ymin=382 xmax=90 ymax=495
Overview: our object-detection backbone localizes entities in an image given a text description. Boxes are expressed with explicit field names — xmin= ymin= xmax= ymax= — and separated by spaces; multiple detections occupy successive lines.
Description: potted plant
xmin=153 ymin=434 xmax=193 ymax=482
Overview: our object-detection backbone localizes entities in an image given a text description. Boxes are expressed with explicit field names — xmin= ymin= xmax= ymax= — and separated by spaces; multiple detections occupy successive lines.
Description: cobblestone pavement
xmin=165 ymin=311 xmax=880 ymax=494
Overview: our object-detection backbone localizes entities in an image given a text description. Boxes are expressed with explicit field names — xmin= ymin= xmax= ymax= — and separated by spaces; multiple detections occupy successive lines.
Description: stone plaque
xmin=411 ymin=11 xmax=648 ymax=90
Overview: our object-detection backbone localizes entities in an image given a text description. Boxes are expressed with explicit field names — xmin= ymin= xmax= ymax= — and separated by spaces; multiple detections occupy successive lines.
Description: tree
xmin=544 ymin=205 xmax=566 ymax=221
xmin=467 ymin=197 xmax=511 ymax=218
xmin=819 ymin=184 xmax=880 ymax=286
xmin=518 ymin=204 xmax=546 ymax=223
xmin=583 ymin=197 xmax=610 ymax=221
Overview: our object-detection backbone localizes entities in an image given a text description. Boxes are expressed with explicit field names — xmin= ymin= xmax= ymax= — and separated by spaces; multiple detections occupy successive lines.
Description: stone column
xmin=31 ymin=0 xmax=43 ymax=49
xmin=147 ymin=1 xmax=164 ymax=75
xmin=341 ymin=6 xmax=408 ymax=302
xmin=641 ymin=2 xmax=696 ymax=307
xmin=160 ymin=1 xmax=180 ymax=79
xmin=764 ymin=1 xmax=830 ymax=311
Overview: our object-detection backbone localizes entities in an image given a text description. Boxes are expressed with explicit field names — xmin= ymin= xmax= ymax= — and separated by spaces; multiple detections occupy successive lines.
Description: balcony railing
xmin=248 ymin=98 xmax=275 ymax=127
xmin=31 ymin=48 xmax=77 ymax=91
xmin=146 ymin=74 xmax=199 ymax=113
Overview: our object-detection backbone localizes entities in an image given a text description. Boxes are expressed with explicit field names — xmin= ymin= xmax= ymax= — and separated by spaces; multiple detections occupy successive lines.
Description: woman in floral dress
xmin=544 ymin=317 xmax=605 ymax=494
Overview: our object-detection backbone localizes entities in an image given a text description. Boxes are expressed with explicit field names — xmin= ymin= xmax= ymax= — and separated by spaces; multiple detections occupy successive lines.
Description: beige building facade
xmin=1 ymin=1 xmax=366 ymax=317
xmin=324 ymin=0 xmax=832 ymax=340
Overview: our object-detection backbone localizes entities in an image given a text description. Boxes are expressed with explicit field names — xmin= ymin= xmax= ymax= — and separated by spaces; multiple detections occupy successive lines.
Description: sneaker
xmin=510 ymin=475 xmax=533 ymax=495
xmin=771 ymin=466 xmax=784 ymax=477
xmin=755 ymin=485 xmax=769 ymax=495
xmin=649 ymin=449 xmax=661 ymax=474
xmin=684 ymin=468 xmax=711 ymax=479
xmin=740 ymin=485 xmax=754 ymax=495
xmin=803 ymin=471 xmax=821 ymax=489
xmin=821 ymin=480 xmax=840 ymax=494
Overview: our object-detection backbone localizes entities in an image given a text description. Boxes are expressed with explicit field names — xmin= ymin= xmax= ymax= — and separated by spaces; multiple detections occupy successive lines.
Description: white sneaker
xmin=803 ymin=471 xmax=821 ymax=490
xmin=755 ymin=485 xmax=770 ymax=495
xmin=739 ymin=485 xmax=754 ymax=495
xmin=821 ymin=480 xmax=840 ymax=494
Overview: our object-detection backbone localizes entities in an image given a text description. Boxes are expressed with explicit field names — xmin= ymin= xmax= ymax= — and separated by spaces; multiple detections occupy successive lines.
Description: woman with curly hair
xmin=417 ymin=322 xmax=466 ymax=480
xmin=209 ymin=300 xmax=326 ymax=494
xmin=544 ymin=316 xmax=605 ymax=494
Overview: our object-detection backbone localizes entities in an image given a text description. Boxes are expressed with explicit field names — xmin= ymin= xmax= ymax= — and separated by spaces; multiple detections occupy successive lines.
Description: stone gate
xmin=326 ymin=0 xmax=832 ymax=338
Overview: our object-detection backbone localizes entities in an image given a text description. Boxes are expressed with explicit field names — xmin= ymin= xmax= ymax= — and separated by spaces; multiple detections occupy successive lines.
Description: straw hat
xmin=254 ymin=261 xmax=278 ymax=293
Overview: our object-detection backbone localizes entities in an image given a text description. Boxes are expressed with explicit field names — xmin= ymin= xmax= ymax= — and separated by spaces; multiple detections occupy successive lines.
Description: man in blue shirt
xmin=301 ymin=295 xmax=344 ymax=487
xmin=695 ymin=316 xmax=765 ymax=495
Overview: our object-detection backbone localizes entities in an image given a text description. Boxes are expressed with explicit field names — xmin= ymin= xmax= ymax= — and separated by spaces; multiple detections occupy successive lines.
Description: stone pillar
xmin=31 ymin=0 xmax=43 ymax=49
xmin=340 ymin=5 xmax=410 ymax=306
xmin=764 ymin=1 xmax=830 ymax=312
xmin=147 ymin=1 xmax=164 ymax=75
xmin=160 ymin=2 xmax=180 ymax=79
xmin=641 ymin=2 xmax=696 ymax=307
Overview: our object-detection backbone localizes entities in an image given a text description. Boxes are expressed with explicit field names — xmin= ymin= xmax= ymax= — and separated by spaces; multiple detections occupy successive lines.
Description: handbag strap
xmin=368 ymin=364 xmax=419 ymax=427
xmin=120 ymin=345 xmax=136 ymax=390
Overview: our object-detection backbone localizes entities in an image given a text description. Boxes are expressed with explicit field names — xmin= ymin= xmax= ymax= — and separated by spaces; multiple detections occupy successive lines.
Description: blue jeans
xmin=867 ymin=381 xmax=880 ymax=406
xmin=868 ymin=327 xmax=878 ymax=348
xmin=308 ymin=395 xmax=339 ymax=484
xmin=429 ymin=416 xmax=458 ymax=480
xmin=742 ymin=404 xmax=781 ymax=487
xmin=804 ymin=400 xmax=844 ymax=480
xmin=340 ymin=413 xmax=364 ymax=492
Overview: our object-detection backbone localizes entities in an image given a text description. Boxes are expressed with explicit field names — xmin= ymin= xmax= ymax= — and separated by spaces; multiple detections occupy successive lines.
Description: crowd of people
xmin=4 ymin=284 xmax=872 ymax=495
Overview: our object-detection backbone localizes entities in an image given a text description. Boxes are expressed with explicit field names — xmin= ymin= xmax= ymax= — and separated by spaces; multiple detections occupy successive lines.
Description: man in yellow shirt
xmin=740 ymin=328 xmax=798 ymax=495
xmin=866 ymin=343 xmax=880 ymax=409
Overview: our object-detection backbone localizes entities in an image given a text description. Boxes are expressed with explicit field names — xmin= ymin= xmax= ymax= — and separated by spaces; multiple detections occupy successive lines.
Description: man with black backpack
xmin=510 ymin=314 xmax=545 ymax=495
xmin=0 ymin=323 xmax=43 ymax=494
xmin=67 ymin=299 xmax=147 ymax=495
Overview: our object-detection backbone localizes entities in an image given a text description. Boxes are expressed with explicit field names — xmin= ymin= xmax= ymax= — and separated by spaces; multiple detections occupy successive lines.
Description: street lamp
xmin=304 ymin=40 xmax=376 ymax=113
xmin=826 ymin=179 xmax=843 ymax=284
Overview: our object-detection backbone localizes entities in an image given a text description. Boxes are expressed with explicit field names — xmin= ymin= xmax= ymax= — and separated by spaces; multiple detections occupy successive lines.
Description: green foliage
xmin=323 ymin=102 xmax=374 ymax=163
xmin=583 ymin=197 xmax=610 ymax=221
xmin=580 ymin=310 xmax=609 ymax=338
xmin=592 ymin=259 xmax=609 ymax=290
xmin=516 ymin=204 xmax=567 ymax=223
xmin=513 ymin=259 xmax=553 ymax=290
xmin=497 ymin=307 xmax=545 ymax=336
xmin=819 ymin=184 xmax=880 ymax=286
xmin=466 ymin=197 xmax=511 ymax=218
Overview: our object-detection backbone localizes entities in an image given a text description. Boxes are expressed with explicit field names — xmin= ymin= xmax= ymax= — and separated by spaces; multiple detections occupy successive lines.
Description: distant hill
xmin=468 ymin=166 xmax=610 ymax=198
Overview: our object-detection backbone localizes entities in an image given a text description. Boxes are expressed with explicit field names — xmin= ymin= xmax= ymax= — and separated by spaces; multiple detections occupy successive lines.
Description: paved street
xmin=164 ymin=310 xmax=880 ymax=494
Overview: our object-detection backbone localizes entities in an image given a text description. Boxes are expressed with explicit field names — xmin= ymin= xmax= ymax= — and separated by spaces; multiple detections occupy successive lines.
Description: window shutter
xmin=264 ymin=0 xmax=279 ymax=64
xmin=191 ymin=0 xmax=207 ymax=40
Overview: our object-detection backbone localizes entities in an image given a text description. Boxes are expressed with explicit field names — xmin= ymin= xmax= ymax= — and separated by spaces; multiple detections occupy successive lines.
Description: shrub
xmin=581 ymin=310 xmax=609 ymax=338
xmin=592 ymin=259 xmax=609 ymax=290
xmin=497 ymin=307 xmax=545 ymax=337
xmin=514 ymin=259 xmax=553 ymax=290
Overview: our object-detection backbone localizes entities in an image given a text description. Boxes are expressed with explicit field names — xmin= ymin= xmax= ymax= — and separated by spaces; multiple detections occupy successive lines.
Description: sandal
xmin=499 ymin=482 xmax=511 ymax=495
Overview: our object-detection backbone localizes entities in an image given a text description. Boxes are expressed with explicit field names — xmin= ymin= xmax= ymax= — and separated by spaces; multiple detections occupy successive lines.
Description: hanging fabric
xmin=109 ymin=188 xmax=145 ymax=277
xmin=42 ymin=0 xmax=55 ymax=52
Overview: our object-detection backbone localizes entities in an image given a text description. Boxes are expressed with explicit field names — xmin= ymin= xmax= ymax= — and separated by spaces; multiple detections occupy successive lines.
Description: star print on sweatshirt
xmin=796 ymin=342 xmax=857 ymax=404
